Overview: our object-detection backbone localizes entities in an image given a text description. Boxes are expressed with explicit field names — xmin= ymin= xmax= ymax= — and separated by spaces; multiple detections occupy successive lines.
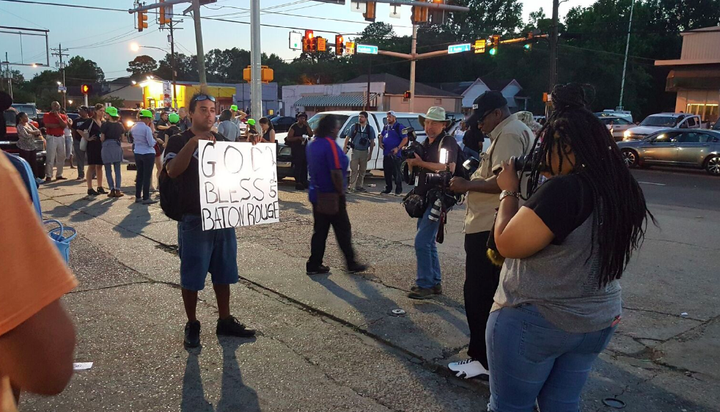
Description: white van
xmin=275 ymin=111 xmax=427 ymax=179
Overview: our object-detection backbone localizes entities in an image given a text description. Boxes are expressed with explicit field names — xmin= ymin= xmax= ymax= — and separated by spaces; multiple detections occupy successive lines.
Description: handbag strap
xmin=324 ymin=137 xmax=341 ymax=169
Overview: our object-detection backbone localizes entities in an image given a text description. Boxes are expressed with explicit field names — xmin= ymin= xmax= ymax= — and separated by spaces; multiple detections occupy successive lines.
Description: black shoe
xmin=307 ymin=265 xmax=331 ymax=275
xmin=395 ymin=190 xmax=403 ymax=196
xmin=87 ymin=188 xmax=99 ymax=196
xmin=411 ymin=283 xmax=442 ymax=295
xmin=55 ymin=176 xmax=67 ymax=181
xmin=355 ymin=187 xmax=367 ymax=193
xmin=381 ymin=189 xmax=391 ymax=194
xmin=216 ymin=316 xmax=256 ymax=338
xmin=96 ymin=187 xmax=107 ymax=194
xmin=347 ymin=263 xmax=368 ymax=274
xmin=408 ymin=287 xmax=435 ymax=300
xmin=184 ymin=320 xmax=201 ymax=348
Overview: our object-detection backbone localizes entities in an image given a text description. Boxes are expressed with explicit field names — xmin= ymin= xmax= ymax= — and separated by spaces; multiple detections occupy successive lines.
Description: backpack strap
xmin=325 ymin=137 xmax=341 ymax=169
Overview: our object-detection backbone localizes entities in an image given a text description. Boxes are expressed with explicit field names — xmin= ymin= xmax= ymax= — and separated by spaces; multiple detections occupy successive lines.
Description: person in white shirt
xmin=131 ymin=110 xmax=159 ymax=205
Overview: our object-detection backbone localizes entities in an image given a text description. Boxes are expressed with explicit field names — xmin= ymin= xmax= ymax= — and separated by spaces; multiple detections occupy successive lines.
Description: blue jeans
xmin=414 ymin=206 xmax=441 ymax=289
xmin=486 ymin=305 xmax=617 ymax=412
xmin=104 ymin=162 xmax=122 ymax=190
xmin=134 ymin=153 xmax=155 ymax=200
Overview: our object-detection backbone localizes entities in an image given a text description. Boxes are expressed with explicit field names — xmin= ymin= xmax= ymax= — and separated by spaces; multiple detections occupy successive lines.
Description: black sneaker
xmin=96 ymin=187 xmax=107 ymax=194
xmin=408 ymin=287 xmax=435 ymax=300
xmin=347 ymin=263 xmax=368 ymax=274
xmin=216 ymin=316 xmax=256 ymax=338
xmin=381 ymin=189 xmax=391 ymax=194
xmin=355 ymin=187 xmax=367 ymax=193
xmin=307 ymin=265 xmax=331 ymax=275
xmin=184 ymin=320 xmax=201 ymax=348
xmin=411 ymin=284 xmax=442 ymax=295
xmin=395 ymin=190 xmax=403 ymax=196
xmin=87 ymin=188 xmax=99 ymax=196
xmin=55 ymin=176 xmax=67 ymax=181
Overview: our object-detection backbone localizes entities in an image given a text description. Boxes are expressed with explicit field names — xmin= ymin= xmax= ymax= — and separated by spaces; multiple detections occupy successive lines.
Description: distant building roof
xmin=429 ymin=78 xmax=515 ymax=95
xmin=293 ymin=93 xmax=366 ymax=107
xmin=344 ymin=73 xmax=459 ymax=97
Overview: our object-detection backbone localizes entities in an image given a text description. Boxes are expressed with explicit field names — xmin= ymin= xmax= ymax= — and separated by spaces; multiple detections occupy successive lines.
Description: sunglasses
xmin=192 ymin=94 xmax=216 ymax=103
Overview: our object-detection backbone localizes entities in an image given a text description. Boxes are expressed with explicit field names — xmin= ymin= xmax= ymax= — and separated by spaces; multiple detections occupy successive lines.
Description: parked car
xmin=275 ymin=111 xmax=428 ymax=180
xmin=617 ymin=129 xmax=720 ymax=175
xmin=10 ymin=103 xmax=39 ymax=121
xmin=596 ymin=109 xmax=633 ymax=123
xmin=271 ymin=116 xmax=296 ymax=133
xmin=623 ymin=113 xmax=701 ymax=141
xmin=2 ymin=109 xmax=47 ymax=178
xmin=120 ymin=108 xmax=139 ymax=130
xmin=597 ymin=115 xmax=634 ymax=141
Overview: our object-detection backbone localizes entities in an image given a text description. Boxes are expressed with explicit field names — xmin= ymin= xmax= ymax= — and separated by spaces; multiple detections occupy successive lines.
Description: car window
xmin=340 ymin=116 xmax=359 ymax=138
xmin=686 ymin=117 xmax=697 ymax=127
xmin=640 ymin=116 xmax=677 ymax=127
xmin=615 ymin=118 xmax=631 ymax=125
xmin=676 ymin=132 xmax=702 ymax=143
xmin=397 ymin=117 xmax=422 ymax=131
xmin=652 ymin=132 xmax=678 ymax=143
xmin=4 ymin=110 xmax=17 ymax=127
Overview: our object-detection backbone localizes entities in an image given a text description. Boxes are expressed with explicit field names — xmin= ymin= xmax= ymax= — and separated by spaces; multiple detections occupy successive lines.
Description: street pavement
xmin=19 ymin=164 xmax=720 ymax=412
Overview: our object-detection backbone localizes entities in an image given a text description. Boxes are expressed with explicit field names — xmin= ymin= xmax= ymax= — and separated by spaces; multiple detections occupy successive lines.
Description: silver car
xmin=616 ymin=129 xmax=720 ymax=175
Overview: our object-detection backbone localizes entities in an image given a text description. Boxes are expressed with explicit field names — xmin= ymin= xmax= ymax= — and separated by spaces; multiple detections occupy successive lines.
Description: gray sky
xmin=1 ymin=0 xmax=595 ymax=81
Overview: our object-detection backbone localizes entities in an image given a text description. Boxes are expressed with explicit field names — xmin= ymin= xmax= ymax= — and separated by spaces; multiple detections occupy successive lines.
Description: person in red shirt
xmin=43 ymin=101 xmax=69 ymax=182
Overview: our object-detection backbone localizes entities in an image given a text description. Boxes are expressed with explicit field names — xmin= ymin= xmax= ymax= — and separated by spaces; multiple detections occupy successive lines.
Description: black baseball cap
xmin=466 ymin=91 xmax=508 ymax=125
xmin=296 ymin=112 xmax=307 ymax=119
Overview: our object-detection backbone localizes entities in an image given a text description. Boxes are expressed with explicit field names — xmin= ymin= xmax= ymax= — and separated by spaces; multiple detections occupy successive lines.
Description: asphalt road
xmin=18 ymin=165 xmax=720 ymax=412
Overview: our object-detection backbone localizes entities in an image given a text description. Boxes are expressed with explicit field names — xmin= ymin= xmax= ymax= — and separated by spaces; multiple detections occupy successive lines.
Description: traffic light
xmin=302 ymin=30 xmax=315 ymax=52
xmin=317 ymin=37 xmax=327 ymax=52
xmin=159 ymin=0 xmax=171 ymax=25
xmin=523 ymin=43 xmax=532 ymax=51
xmin=487 ymin=34 xmax=500 ymax=55
xmin=363 ymin=1 xmax=376 ymax=22
xmin=81 ymin=84 xmax=92 ymax=95
xmin=403 ymin=91 xmax=411 ymax=99
xmin=411 ymin=6 xmax=428 ymax=23
xmin=335 ymin=35 xmax=344 ymax=56
xmin=137 ymin=10 xmax=148 ymax=32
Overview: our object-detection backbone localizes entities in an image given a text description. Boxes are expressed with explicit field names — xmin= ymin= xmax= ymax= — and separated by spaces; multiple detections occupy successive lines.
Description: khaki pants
xmin=349 ymin=149 xmax=369 ymax=189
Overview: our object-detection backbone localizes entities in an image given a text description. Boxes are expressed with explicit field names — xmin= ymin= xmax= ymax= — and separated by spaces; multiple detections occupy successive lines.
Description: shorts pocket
xmin=519 ymin=320 xmax=570 ymax=364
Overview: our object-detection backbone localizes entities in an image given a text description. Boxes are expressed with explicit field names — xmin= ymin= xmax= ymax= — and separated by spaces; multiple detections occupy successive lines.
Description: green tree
xmin=444 ymin=0 xmax=524 ymax=40
xmin=64 ymin=56 xmax=105 ymax=85
xmin=127 ymin=55 xmax=158 ymax=77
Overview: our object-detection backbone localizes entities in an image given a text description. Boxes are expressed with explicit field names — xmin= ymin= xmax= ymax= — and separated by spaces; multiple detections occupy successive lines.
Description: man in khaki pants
xmin=343 ymin=111 xmax=376 ymax=192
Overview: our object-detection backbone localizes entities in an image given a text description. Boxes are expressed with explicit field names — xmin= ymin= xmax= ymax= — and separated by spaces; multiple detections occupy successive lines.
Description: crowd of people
xmin=1 ymin=83 xmax=655 ymax=412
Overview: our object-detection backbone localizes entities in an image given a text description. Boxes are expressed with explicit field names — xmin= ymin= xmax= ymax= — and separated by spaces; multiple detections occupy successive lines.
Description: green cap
xmin=168 ymin=113 xmax=180 ymax=124
xmin=247 ymin=118 xmax=256 ymax=126
xmin=230 ymin=105 xmax=238 ymax=111
xmin=139 ymin=109 xmax=153 ymax=118
xmin=106 ymin=106 xmax=119 ymax=117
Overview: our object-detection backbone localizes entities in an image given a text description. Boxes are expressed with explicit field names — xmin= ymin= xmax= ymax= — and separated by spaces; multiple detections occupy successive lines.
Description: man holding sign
xmin=164 ymin=93 xmax=256 ymax=349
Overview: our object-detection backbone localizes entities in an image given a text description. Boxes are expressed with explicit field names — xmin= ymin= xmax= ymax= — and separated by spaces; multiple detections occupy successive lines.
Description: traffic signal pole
xmin=191 ymin=0 xmax=207 ymax=89
xmin=250 ymin=0 xmax=263 ymax=118
xmin=409 ymin=24 xmax=417 ymax=112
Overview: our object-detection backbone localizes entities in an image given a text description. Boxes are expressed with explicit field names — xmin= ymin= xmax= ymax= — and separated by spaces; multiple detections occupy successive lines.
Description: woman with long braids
xmin=487 ymin=83 xmax=654 ymax=412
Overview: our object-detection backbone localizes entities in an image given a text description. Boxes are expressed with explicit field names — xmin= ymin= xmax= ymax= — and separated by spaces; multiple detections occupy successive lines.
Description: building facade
xmin=655 ymin=26 xmax=720 ymax=124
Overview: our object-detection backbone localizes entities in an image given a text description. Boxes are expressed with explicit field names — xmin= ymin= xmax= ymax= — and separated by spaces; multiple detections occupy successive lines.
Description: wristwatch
xmin=499 ymin=190 xmax=519 ymax=202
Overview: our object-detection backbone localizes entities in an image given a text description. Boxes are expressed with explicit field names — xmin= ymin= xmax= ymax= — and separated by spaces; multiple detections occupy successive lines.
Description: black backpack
xmin=159 ymin=165 xmax=183 ymax=221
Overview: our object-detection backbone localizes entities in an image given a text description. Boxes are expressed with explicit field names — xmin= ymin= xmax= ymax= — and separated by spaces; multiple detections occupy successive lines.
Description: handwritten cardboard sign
xmin=198 ymin=141 xmax=279 ymax=231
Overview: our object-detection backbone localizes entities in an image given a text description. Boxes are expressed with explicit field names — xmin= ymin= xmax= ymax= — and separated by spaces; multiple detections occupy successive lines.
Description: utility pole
xmin=3 ymin=53 xmax=12 ymax=98
xmin=169 ymin=18 xmax=178 ymax=109
xmin=549 ymin=0 xmax=559 ymax=91
xmin=618 ymin=0 xmax=635 ymax=111
xmin=250 ymin=0 xmax=262 ymax=118
xmin=365 ymin=56 xmax=371 ymax=111
xmin=51 ymin=43 xmax=69 ymax=109
xmin=409 ymin=24 xmax=417 ymax=112
xmin=191 ymin=0 xmax=207 ymax=89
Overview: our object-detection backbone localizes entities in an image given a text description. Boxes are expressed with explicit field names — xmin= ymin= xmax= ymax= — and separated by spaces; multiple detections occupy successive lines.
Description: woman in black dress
xmin=85 ymin=104 xmax=106 ymax=196
xmin=258 ymin=117 xmax=276 ymax=143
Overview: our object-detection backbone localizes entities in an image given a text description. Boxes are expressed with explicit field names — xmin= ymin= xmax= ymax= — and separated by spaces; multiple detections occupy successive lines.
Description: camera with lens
xmin=401 ymin=126 xmax=417 ymax=142
xmin=492 ymin=148 xmax=542 ymax=175
xmin=424 ymin=170 xmax=452 ymax=187
xmin=401 ymin=141 xmax=424 ymax=160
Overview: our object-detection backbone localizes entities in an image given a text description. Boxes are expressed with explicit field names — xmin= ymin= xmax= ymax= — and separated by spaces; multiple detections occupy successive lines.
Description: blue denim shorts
xmin=177 ymin=214 xmax=238 ymax=291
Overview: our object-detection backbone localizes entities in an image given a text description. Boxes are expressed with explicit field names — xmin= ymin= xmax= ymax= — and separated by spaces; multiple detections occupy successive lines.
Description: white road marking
xmin=637 ymin=181 xmax=666 ymax=186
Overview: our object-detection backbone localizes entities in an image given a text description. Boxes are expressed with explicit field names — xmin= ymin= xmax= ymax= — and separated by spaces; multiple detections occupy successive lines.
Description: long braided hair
xmin=524 ymin=84 xmax=655 ymax=288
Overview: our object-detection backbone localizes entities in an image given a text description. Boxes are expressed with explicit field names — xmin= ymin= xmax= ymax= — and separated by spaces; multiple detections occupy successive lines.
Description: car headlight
xmin=126 ymin=120 xmax=135 ymax=128
xmin=624 ymin=130 xmax=632 ymax=138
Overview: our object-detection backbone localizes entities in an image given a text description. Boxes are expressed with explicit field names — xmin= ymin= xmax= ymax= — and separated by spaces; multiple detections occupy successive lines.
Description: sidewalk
xmin=24 ymin=166 xmax=720 ymax=412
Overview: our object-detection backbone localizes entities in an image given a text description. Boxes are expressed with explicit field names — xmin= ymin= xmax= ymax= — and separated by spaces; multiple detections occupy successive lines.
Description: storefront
xmin=656 ymin=27 xmax=720 ymax=124
xmin=141 ymin=80 xmax=236 ymax=111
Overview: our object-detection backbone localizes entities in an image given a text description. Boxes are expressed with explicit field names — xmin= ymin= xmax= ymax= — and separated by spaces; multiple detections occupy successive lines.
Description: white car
xmin=596 ymin=116 xmax=634 ymax=141
xmin=623 ymin=113 xmax=701 ymax=141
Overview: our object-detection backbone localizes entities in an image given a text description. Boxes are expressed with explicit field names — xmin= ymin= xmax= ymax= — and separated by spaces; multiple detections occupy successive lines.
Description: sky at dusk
xmin=1 ymin=0 xmax=596 ymax=81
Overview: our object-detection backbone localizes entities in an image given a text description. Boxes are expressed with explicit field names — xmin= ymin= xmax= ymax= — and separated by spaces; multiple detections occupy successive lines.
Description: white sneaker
xmin=448 ymin=358 xmax=489 ymax=379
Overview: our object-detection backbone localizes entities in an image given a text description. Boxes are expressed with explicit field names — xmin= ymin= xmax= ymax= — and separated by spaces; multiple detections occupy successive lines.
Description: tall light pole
xmin=618 ymin=0 xmax=635 ymax=111
xmin=409 ymin=24 xmax=417 ymax=113
xmin=549 ymin=0 xmax=559 ymax=91
xmin=250 ymin=0 xmax=262 ymax=117
xmin=191 ymin=0 xmax=207 ymax=89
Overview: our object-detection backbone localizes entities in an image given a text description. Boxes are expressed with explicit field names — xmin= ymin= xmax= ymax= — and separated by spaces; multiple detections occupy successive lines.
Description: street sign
xmin=356 ymin=44 xmax=378 ymax=55
xmin=289 ymin=31 xmax=302 ymax=51
xmin=474 ymin=39 xmax=486 ymax=54
xmin=448 ymin=43 xmax=471 ymax=54
xmin=57 ymin=86 xmax=67 ymax=92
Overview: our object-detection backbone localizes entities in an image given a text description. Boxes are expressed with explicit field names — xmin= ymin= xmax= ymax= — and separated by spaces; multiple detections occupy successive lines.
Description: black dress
xmin=86 ymin=120 xmax=103 ymax=166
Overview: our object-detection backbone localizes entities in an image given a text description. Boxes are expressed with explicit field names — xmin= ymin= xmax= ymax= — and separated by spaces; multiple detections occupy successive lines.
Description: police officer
xmin=286 ymin=112 xmax=313 ymax=190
